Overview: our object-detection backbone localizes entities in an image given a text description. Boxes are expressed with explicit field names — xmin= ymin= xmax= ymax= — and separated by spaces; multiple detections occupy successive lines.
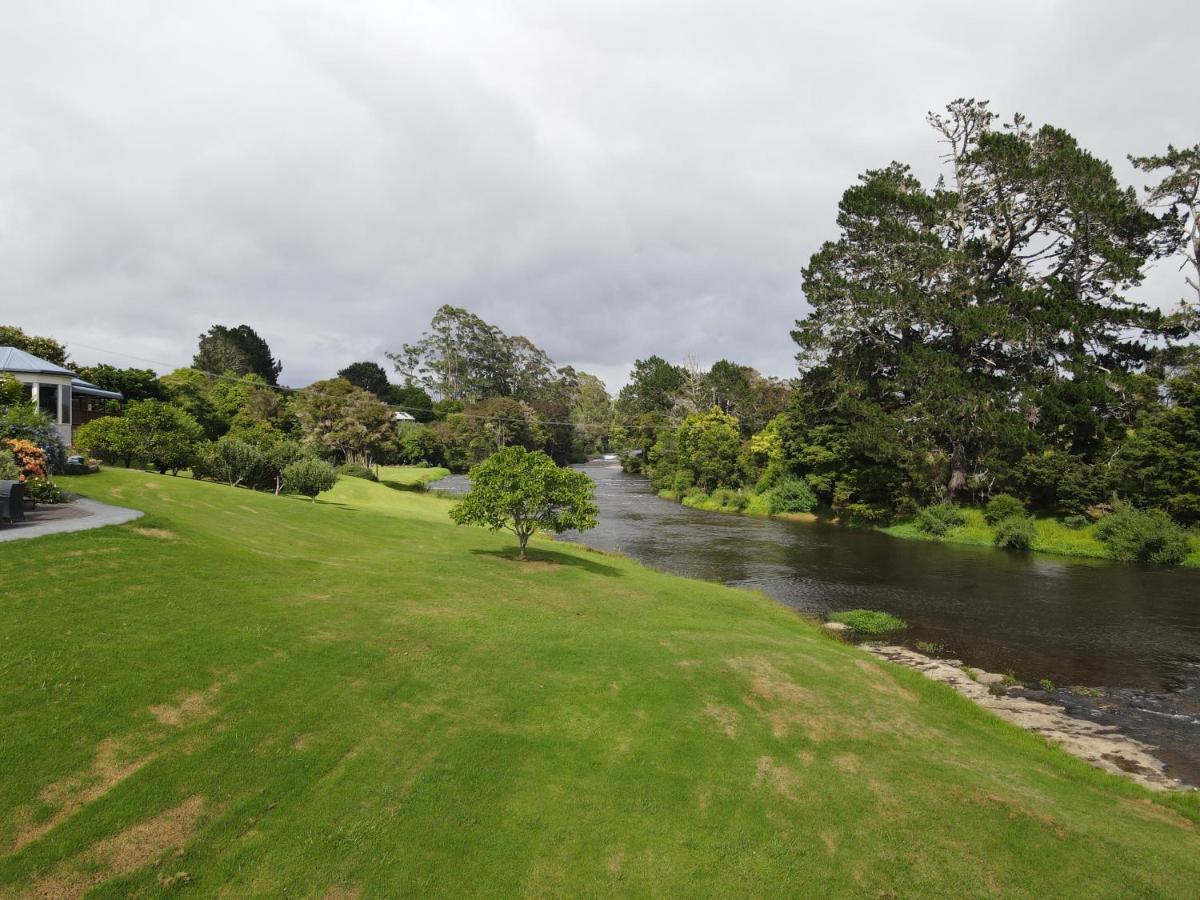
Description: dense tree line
xmin=625 ymin=102 xmax=1198 ymax=563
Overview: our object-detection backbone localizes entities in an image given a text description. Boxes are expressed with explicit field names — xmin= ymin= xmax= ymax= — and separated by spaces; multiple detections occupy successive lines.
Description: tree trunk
xmin=947 ymin=442 xmax=967 ymax=497
xmin=518 ymin=531 xmax=529 ymax=560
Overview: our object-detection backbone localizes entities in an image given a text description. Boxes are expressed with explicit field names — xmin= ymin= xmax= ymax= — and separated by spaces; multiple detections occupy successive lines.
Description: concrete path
xmin=0 ymin=497 xmax=143 ymax=543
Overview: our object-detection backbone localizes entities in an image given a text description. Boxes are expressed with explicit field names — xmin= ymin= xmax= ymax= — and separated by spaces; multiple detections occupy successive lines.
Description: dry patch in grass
xmin=606 ymin=849 xmax=624 ymax=878
xmin=703 ymin=702 xmax=740 ymax=738
xmin=753 ymin=756 xmax=804 ymax=803
xmin=820 ymin=830 xmax=839 ymax=857
xmin=20 ymin=795 xmax=204 ymax=899
xmin=148 ymin=680 xmax=224 ymax=728
xmin=131 ymin=527 xmax=178 ymax=541
xmin=321 ymin=885 xmax=363 ymax=900
xmin=853 ymin=659 xmax=918 ymax=703
xmin=832 ymin=752 xmax=861 ymax=774
xmin=292 ymin=733 xmax=313 ymax=751
xmin=7 ymin=738 xmax=158 ymax=855
xmin=728 ymin=656 xmax=824 ymax=739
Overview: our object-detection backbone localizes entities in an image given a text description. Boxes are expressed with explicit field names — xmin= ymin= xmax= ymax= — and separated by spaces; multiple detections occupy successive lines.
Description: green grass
xmin=2 ymin=469 xmax=1199 ymax=896
xmin=827 ymin=609 xmax=907 ymax=635
xmin=885 ymin=507 xmax=1200 ymax=567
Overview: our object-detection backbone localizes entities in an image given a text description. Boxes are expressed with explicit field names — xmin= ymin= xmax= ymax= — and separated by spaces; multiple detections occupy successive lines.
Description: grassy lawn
xmin=2 ymin=469 xmax=1199 ymax=897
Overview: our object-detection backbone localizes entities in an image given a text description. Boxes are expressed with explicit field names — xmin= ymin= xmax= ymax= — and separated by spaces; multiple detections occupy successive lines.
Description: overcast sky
xmin=2 ymin=0 xmax=1197 ymax=391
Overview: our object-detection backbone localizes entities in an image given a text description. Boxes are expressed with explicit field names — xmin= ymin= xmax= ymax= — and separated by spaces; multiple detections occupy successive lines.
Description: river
xmin=435 ymin=463 xmax=1200 ymax=786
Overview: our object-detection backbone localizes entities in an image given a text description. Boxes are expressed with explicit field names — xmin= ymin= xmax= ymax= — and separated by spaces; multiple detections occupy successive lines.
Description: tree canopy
xmin=194 ymin=324 xmax=282 ymax=385
xmin=449 ymin=446 xmax=598 ymax=559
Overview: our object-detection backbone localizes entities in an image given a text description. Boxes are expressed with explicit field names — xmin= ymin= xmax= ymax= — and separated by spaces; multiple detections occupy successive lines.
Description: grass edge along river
xmin=655 ymin=486 xmax=1200 ymax=568
xmin=2 ymin=467 xmax=1199 ymax=897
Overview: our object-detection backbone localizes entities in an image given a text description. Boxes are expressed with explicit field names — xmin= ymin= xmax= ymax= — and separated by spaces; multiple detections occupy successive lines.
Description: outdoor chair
xmin=0 ymin=480 xmax=26 ymax=524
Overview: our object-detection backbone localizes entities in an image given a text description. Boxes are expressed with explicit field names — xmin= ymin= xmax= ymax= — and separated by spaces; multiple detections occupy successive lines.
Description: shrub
xmin=710 ymin=488 xmax=748 ymax=511
xmin=993 ymin=516 xmax=1035 ymax=551
xmin=768 ymin=477 xmax=818 ymax=515
xmin=24 ymin=477 xmax=66 ymax=504
xmin=1095 ymin=504 xmax=1190 ymax=566
xmin=0 ymin=447 xmax=20 ymax=481
xmin=682 ymin=486 xmax=708 ymax=503
xmin=2 ymin=438 xmax=47 ymax=480
xmin=1063 ymin=514 xmax=1089 ymax=530
xmin=983 ymin=493 xmax=1025 ymax=525
xmin=916 ymin=501 xmax=966 ymax=535
xmin=205 ymin=437 xmax=265 ymax=487
xmin=282 ymin=457 xmax=338 ymax=502
xmin=671 ymin=470 xmax=694 ymax=496
xmin=337 ymin=462 xmax=378 ymax=482
xmin=0 ymin=404 xmax=66 ymax=473
xmin=73 ymin=417 xmax=136 ymax=467
xmin=828 ymin=609 xmax=907 ymax=635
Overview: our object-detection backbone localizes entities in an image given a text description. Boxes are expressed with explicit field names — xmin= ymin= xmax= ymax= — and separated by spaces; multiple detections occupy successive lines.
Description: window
xmin=38 ymin=383 xmax=59 ymax=421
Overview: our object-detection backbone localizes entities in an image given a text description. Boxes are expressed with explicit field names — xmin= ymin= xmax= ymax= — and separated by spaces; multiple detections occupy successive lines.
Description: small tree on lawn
xmin=73 ymin=416 xmax=137 ymax=467
xmin=206 ymin=437 xmax=265 ymax=488
xmin=120 ymin=400 xmax=204 ymax=475
xmin=449 ymin=446 xmax=598 ymax=560
xmin=282 ymin=457 xmax=338 ymax=502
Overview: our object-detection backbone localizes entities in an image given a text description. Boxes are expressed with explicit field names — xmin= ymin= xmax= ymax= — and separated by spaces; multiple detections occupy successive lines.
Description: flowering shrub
xmin=0 ymin=405 xmax=66 ymax=473
xmin=1 ymin=438 xmax=48 ymax=480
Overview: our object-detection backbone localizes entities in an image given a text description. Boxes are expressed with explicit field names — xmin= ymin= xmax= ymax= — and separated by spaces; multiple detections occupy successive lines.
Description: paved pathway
xmin=0 ymin=497 xmax=143 ymax=543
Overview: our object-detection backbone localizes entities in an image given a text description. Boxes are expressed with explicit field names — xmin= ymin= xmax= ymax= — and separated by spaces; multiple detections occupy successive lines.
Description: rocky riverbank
xmin=861 ymin=643 xmax=1188 ymax=792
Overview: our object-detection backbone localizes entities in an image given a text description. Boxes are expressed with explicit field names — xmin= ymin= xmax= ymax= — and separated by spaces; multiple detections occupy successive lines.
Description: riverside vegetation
xmin=2 ymin=467 xmax=1200 ymax=896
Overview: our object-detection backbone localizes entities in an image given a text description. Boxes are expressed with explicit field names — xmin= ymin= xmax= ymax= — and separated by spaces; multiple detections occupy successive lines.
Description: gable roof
xmin=0 ymin=346 xmax=76 ymax=377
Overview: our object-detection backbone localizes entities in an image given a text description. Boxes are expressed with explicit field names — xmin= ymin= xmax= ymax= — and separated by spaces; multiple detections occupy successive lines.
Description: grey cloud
xmin=1 ymin=0 xmax=1196 ymax=389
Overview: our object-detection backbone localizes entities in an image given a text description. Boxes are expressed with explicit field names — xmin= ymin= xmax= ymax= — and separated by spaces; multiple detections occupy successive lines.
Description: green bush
xmin=204 ymin=437 xmax=265 ymax=487
xmin=282 ymin=457 xmax=338 ymax=502
xmin=1062 ymin=514 xmax=1089 ymax=530
xmin=993 ymin=516 xmax=1035 ymax=551
xmin=682 ymin=486 xmax=708 ymax=503
xmin=24 ymin=477 xmax=66 ymax=504
xmin=337 ymin=462 xmax=378 ymax=482
xmin=1095 ymin=504 xmax=1190 ymax=566
xmin=916 ymin=501 xmax=966 ymax=535
xmin=828 ymin=609 xmax=907 ymax=635
xmin=710 ymin=488 xmax=748 ymax=511
xmin=768 ymin=477 xmax=818 ymax=515
xmin=983 ymin=493 xmax=1025 ymax=525
xmin=671 ymin=470 xmax=695 ymax=495
xmin=0 ymin=447 xmax=19 ymax=481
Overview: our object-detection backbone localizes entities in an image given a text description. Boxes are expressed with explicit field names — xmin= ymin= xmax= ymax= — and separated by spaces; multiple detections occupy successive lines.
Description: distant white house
xmin=392 ymin=410 xmax=416 ymax=423
xmin=0 ymin=347 xmax=124 ymax=445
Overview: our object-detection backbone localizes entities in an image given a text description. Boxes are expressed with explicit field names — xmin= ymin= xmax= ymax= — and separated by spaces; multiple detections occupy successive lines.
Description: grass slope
xmin=1 ymin=469 xmax=1198 ymax=897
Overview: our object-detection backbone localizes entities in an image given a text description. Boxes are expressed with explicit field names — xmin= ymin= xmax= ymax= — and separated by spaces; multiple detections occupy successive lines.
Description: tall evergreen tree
xmin=194 ymin=324 xmax=282 ymax=385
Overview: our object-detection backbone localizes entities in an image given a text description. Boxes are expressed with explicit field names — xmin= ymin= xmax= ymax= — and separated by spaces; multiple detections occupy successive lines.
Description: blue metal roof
xmin=71 ymin=378 xmax=124 ymax=400
xmin=0 ymin=346 xmax=76 ymax=377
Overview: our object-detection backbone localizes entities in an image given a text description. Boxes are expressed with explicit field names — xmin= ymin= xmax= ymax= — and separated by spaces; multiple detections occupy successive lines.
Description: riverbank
xmin=3 ymin=467 xmax=1199 ymax=895
xmin=858 ymin=643 xmax=1185 ymax=791
xmin=657 ymin=486 xmax=1200 ymax=567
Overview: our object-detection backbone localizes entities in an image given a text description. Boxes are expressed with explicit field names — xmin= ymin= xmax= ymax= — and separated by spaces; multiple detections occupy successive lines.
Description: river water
xmin=435 ymin=463 xmax=1200 ymax=785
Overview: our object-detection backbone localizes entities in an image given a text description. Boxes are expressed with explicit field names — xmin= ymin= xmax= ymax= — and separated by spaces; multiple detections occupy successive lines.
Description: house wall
xmin=6 ymin=373 xmax=73 ymax=446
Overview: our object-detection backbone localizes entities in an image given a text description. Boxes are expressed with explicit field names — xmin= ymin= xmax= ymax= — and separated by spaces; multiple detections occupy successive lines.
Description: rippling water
xmin=436 ymin=463 xmax=1200 ymax=784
